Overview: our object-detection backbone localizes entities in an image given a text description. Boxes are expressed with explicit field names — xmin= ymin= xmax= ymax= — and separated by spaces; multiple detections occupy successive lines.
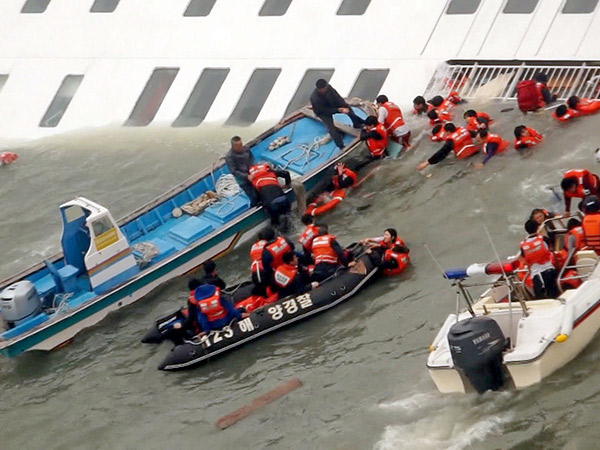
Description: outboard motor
xmin=448 ymin=316 xmax=507 ymax=393
xmin=0 ymin=281 xmax=42 ymax=329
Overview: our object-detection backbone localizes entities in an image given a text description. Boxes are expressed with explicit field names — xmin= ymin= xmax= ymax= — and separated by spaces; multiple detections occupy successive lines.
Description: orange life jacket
xmin=482 ymin=133 xmax=510 ymax=155
xmin=565 ymin=226 xmax=585 ymax=252
xmin=248 ymin=164 xmax=280 ymax=190
xmin=381 ymin=102 xmax=406 ymax=132
xmin=250 ymin=239 xmax=267 ymax=273
xmin=449 ymin=127 xmax=478 ymax=159
xmin=576 ymin=98 xmax=600 ymax=115
xmin=265 ymin=236 xmax=292 ymax=270
xmin=430 ymin=125 xmax=448 ymax=142
xmin=383 ymin=249 xmax=410 ymax=276
xmin=583 ymin=213 xmax=600 ymax=251
xmin=332 ymin=167 xmax=357 ymax=189
xmin=365 ymin=123 xmax=388 ymax=157
xmin=193 ymin=287 xmax=227 ymax=322
xmin=299 ymin=224 xmax=319 ymax=251
xmin=379 ymin=236 xmax=407 ymax=251
xmin=520 ymin=235 xmax=553 ymax=266
xmin=514 ymin=127 xmax=542 ymax=149
xmin=274 ymin=263 xmax=298 ymax=288
xmin=563 ymin=169 xmax=599 ymax=200
xmin=553 ymin=107 xmax=581 ymax=122
xmin=312 ymin=234 xmax=339 ymax=265
xmin=535 ymin=82 xmax=547 ymax=107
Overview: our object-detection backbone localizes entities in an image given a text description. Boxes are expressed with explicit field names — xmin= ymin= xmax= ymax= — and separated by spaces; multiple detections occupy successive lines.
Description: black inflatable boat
xmin=145 ymin=254 xmax=379 ymax=371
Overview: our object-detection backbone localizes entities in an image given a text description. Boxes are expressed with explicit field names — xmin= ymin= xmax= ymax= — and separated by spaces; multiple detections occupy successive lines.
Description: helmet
xmin=583 ymin=195 xmax=600 ymax=213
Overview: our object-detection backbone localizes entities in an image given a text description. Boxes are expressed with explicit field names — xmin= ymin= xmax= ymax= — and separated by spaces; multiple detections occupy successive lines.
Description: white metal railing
xmin=424 ymin=62 xmax=600 ymax=101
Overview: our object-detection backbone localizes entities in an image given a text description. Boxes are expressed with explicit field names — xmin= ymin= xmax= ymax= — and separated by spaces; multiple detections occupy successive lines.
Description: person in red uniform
xmin=273 ymin=252 xmax=319 ymax=299
xmin=261 ymin=228 xmax=295 ymax=287
xmin=360 ymin=116 xmax=388 ymax=159
xmin=514 ymin=125 xmax=543 ymax=150
xmin=416 ymin=123 xmax=478 ymax=171
xmin=298 ymin=214 xmax=319 ymax=265
xmin=248 ymin=162 xmax=292 ymax=227
xmin=311 ymin=224 xmax=348 ymax=282
xmin=464 ymin=110 xmax=492 ymax=137
xmin=560 ymin=169 xmax=600 ymax=212
xmin=473 ymin=129 xmax=510 ymax=168
xmin=517 ymin=72 xmax=557 ymax=112
xmin=520 ymin=219 xmax=559 ymax=299
xmin=357 ymin=228 xmax=409 ymax=274
xmin=582 ymin=195 xmax=600 ymax=254
xmin=376 ymin=95 xmax=412 ymax=150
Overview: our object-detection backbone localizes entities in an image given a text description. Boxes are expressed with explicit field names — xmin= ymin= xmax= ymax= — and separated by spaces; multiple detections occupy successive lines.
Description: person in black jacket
xmin=199 ymin=259 xmax=226 ymax=290
xmin=225 ymin=136 xmax=258 ymax=206
xmin=310 ymin=79 xmax=365 ymax=149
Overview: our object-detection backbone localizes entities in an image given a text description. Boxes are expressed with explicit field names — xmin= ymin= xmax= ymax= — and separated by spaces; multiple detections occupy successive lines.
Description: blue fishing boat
xmin=0 ymin=102 xmax=374 ymax=357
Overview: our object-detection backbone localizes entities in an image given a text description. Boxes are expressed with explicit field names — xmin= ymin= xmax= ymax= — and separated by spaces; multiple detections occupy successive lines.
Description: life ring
xmin=305 ymin=189 xmax=346 ymax=217
xmin=0 ymin=151 xmax=18 ymax=166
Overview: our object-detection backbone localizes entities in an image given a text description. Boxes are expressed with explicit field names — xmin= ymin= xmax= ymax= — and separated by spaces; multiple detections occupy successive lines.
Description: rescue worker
xmin=514 ymin=125 xmax=543 ymax=150
xmin=226 ymin=136 xmax=258 ymax=207
xmin=331 ymin=162 xmax=357 ymax=189
xmin=261 ymin=228 xmax=295 ymax=287
xmin=582 ymin=195 xmax=600 ymax=254
xmin=567 ymin=95 xmax=600 ymax=115
xmin=520 ymin=219 xmax=559 ymax=299
xmin=250 ymin=227 xmax=273 ymax=296
xmin=560 ymin=169 xmax=600 ymax=213
xmin=360 ymin=115 xmax=388 ymax=159
xmin=376 ymin=95 xmax=412 ymax=150
xmin=310 ymin=79 xmax=365 ymax=150
xmin=187 ymin=284 xmax=244 ymax=333
xmin=273 ymin=252 xmax=319 ymax=299
xmin=311 ymin=225 xmax=348 ymax=282
xmin=199 ymin=259 xmax=226 ymax=289
xmin=416 ymin=123 xmax=478 ymax=171
xmin=464 ymin=109 xmax=491 ymax=137
xmin=298 ymin=214 xmax=319 ymax=265
xmin=248 ymin=162 xmax=292 ymax=227
xmin=474 ymin=129 xmax=510 ymax=168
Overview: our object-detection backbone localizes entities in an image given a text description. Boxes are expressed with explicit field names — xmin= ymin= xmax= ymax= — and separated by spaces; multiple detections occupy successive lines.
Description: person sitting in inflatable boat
xmin=310 ymin=224 xmax=349 ymax=283
xmin=273 ymin=252 xmax=319 ymax=298
xmin=357 ymin=228 xmax=410 ymax=275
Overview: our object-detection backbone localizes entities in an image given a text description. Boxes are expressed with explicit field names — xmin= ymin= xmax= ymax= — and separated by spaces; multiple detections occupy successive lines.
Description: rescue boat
xmin=427 ymin=224 xmax=600 ymax=393
xmin=143 ymin=253 xmax=379 ymax=371
xmin=0 ymin=102 xmax=374 ymax=357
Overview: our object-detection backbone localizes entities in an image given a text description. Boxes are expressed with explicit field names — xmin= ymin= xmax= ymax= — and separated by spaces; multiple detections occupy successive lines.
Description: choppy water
xmin=1 ymin=103 xmax=600 ymax=450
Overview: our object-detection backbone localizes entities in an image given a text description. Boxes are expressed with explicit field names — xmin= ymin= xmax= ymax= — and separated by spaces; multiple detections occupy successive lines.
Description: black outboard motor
xmin=448 ymin=316 xmax=507 ymax=394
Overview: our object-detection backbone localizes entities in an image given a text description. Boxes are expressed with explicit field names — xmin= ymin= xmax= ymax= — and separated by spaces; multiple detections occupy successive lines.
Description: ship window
xmin=92 ymin=217 xmax=114 ymax=237
xmin=184 ymin=0 xmax=216 ymax=16
xmin=64 ymin=206 xmax=85 ymax=223
xmin=90 ymin=0 xmax=120 ymax=13
xmin=562 ymin=0 xmax=598 ymax=13
xmin=40 ymin=75 xmax=84 ymax=128
xmin=446 ymin=0 xmax=481 ymax=14
xmin=0 ymin=75 xmax=7 ymax=94
xmin=226 ymin=69 xmax=281 ymax=125
xmin=125 ymin=68 xmax=179 ymax=127
xmin=348 ymin=69 xmax=390 ymax=101
xmin=284 ymin=69 xmax=335 ymax=117
xmin=337 ymin=0 xmax=371 ymax=15
xmin=21 ymin=0 xmax=51 ymax=13
xmin=503 ymin=0 xmax=538 ymax=13
xmin=172 ymin=68 xmax=230 ymax=127
xmin=259 ymin=0 xmax=292 ymax=16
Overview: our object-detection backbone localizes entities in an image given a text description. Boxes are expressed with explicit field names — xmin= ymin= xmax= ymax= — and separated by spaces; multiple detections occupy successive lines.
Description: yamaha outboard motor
xmin=448 ymin=316 xmax=506 ymax=393
xmin=0 ymin=281 xmax=42 ymax=329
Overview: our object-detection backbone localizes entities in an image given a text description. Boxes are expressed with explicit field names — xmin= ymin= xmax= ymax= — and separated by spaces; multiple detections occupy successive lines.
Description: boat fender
xmin=556 ymin=303 xmax=575 ymax=342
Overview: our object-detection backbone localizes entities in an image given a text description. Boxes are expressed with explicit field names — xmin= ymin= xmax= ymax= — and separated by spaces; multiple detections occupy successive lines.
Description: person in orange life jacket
xmin=273 ymin=252 xmax=319 ymax=299
xmin=381 ymin=244 xmax=411 ymax=275
xmin=513 ymin=125 xmax=543 ymax=150
xmin=560 ymin=169 xmax=600 ymax=212
xmin=311 ymin=224 xmax=348 ymax=283
xmin=199 ymin=259 xmax=226 ymax=290
xmin=430 ymin=124 xmax=448 ymax=142
xmin=310 ymin=79 xmax=365 ymax=150
xmin=248 ymin=163 xmax=292 ymax=227
xmin=299 ymin=214 xmax=319 ymax=265
xmin=261 ymin=227 xmax=295 ymax=287
xmin=520 ymin=219 xmax=559 ymax=299
xmin=250 ymin=226 xmax=275 ymax=297
xmin=427 ymin=110 xmax=446 ymax=127
xmin=416 ymin=123 xmax=478 ymax=171
xmin=413 ymin=95 xmax=434 ymax=116
xmin=582 ymin=195 xmax=600 ymax=254
xmin=567 ymin=95 xmax=600 ymax=115
xmin=188 ymin=284 xmax=245 ymax=334
xmin=564 ymin=218 xmax=585 ymax=254
xmin=360 ymin=115 xmax=388 ymax=159
xmin=473 ymin=129 xmax=510 ymax=169
xmin=464 ymin=110 xmax=491 ymax=137
xmin=331 ymin=162 xmax=357 ymax=190
xmin=360 ymin=228 xmax=406 ymax=250
xmin=376 ymin=95 xmax=412 ymax=150
xmin=552 ymin=104 xmax=581 ymax=122
xmin=533 ymin=72 xmax=558 ymax=107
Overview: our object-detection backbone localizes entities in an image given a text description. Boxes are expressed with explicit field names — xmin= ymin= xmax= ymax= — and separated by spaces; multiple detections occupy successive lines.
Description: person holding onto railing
xmin=310 ymin=79 xmax=365 ymax=150
xmin=516 ymin=72 xmax=557 ymax=113
xmin=519 ymin=219 xmax=559 ymax=299
xmin=560 ymin=169 xmax=600 ymax=213
xmin=513 ymin=125 xmax=543 ymax=149
xmin=226 ymin=136 xmax=258 ymax=207
xmin=376 ymin=95 xmax=412 ymax=151
xmin=416 ymin=123 xmax=478 ymax=171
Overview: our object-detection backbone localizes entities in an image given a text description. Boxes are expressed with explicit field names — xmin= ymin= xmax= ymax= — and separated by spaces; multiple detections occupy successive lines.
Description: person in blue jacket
xmin=185 ymin=284 xmax=244 ymax=334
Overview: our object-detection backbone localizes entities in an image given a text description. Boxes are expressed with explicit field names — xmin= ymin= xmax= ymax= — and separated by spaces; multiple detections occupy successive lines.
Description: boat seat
xmin=167 ymin=216 xmax=214 ymax=246
xmin=35 ymin=274 xmax=58 ymax=303
xmin=44 ymin=260 xmax=64 ymax=293
xmin=575 ymin=250 xmax=598 ymax=277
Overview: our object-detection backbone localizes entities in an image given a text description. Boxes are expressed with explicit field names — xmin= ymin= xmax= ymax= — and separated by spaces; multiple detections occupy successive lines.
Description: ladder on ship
xmin=424 ymin=61 xmax=600 ymax=102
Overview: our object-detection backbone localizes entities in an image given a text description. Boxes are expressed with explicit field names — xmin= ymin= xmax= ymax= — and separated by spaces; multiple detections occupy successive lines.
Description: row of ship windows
xmin=21 ymin=0 xmax=600 ymax=16
xmin=20 ymin=0 xmax=372 ymax=16
xmin=0 ymin=68 xmax=389 ymax=128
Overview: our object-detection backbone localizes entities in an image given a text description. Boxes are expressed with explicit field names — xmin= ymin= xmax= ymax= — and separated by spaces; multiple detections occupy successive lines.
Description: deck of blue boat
xmin=1 ymin=109 xmax=365 ymax=343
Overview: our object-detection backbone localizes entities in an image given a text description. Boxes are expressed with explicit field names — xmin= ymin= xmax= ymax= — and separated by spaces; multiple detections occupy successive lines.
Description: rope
xmin=280 ymin=135 xmax=330 ymax=171
xmin=215 ymin=174 xmax=241 ymax=197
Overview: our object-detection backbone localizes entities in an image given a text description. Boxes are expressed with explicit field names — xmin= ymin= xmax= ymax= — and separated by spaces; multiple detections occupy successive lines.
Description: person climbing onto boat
xmin=514 ymin=125 xmax=543 ymax=149
xmin=560 ymin=169 xmax=600 ymax=213
xmin=380 ymin=244 xmax=411 ymax=276
xmin=331 ymin=162 xmax=357 ymax=189
xmin=416 ymin=123 xmax=478 ymax=171
xmin=299 ymin=214 xmax=319 ymax=265
xmin=564 ymin=218 xmax=586 ymax=254
xmin=567 ymin=95 xmax=600 ymax=115
xmin=248 ymin=162 xmax=292 ymax=228
xmin=520 ymin=219 xmax=559 ymax=299
xmin=473 ymin=129 xmax=510 ymax=169
xmin=360 ymin=115 xmax=388 ymax=159
xmin=529 ymin=208 xmax=562 ymax=247
xmin=311 ymin=225 xmax=348 ymax=283
xmin=310 ymin=79 xmax=365 ymax=150
xmin=376 ymin=95 xmax=412 ymax=150
xmin=199 ymin=259 xmax=226 ymax=289
xmin=273 ymin=252 xmax=319 ymax=299
xmin=464 ymin=109 xmax=491 ymax=137
xmin=261 ymin=228 xmax=295 ymax=287
xmin=516 ymin=72 xmax=557 ymax=113
xmin=226 ymin=136 xmax=258 ymax=207
xmin=305 ymin=163 xmax=356 ymax=217
xmin=413 ymin=92 xmax=462 ymax=116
